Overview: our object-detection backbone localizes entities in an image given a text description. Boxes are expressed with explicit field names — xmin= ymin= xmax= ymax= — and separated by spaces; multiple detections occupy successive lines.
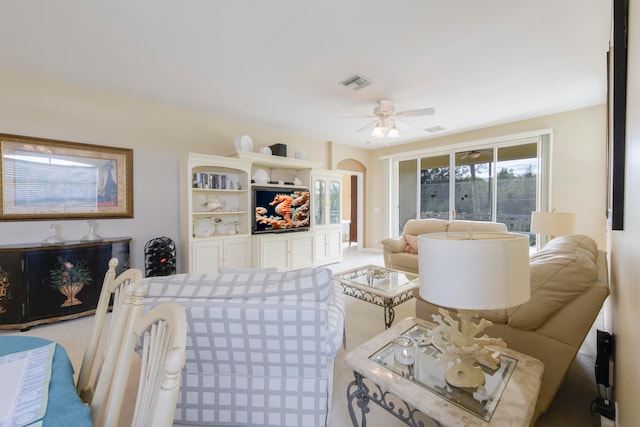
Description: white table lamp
xmin=530 ymin=211 xmax=575 ymax=239
xmin=418 ymin=232 xmax=530 ymax=389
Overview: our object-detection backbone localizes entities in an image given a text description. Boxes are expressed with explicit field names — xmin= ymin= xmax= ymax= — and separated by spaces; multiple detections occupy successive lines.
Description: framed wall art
xmin=0 ymin=133 xmax=133 ymax=221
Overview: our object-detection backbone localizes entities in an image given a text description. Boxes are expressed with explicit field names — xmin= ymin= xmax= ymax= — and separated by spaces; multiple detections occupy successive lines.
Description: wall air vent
xmin=340 ymin=74 xmax=371 ymax=91
xmin=424 ymin=125 xmax=446 ymax=133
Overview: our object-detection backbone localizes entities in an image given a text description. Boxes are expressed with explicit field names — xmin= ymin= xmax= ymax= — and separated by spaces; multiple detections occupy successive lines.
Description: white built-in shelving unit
xmin=181 ymin=151 xmax=343 ymax=273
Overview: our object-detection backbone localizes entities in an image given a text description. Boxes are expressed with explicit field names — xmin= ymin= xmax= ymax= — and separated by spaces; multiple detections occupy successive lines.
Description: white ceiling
xmin=0 ymin=1 xmax=612 ymax=149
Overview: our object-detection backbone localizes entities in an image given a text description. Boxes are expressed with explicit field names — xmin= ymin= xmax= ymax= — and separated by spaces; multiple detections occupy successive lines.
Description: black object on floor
xmin=144 ymin=236 xmax=176 ymax=277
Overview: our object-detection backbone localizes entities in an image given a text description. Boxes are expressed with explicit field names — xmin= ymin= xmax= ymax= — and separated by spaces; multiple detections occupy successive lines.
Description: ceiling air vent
xmin=424 ymin=125 xmax=446 ymax=133
xmin=340 ymin=74 xmax=371 ymax=91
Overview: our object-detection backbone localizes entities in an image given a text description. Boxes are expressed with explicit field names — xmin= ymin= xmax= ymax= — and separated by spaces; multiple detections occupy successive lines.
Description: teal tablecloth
xmin=0 ymin=336 xmax=92 ymax=427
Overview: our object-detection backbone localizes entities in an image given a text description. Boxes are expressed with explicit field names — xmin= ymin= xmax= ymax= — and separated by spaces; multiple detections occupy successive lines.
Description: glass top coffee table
xmin=345 ymin=317 xmax=544 ymax=426
xmin=333 ymin=265 xmax=419 ymax=329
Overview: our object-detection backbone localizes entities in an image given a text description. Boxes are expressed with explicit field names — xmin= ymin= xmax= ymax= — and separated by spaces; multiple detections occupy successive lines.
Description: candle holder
xmin=394 ymin=336 xmax=415 ymax=378
xmin=393 ymin=336 xmax=416 ymax=377
xmin=393 ymin=336 xmax=415 ymax=365
xmin=212 ymin=217 xmax=223 ymax=235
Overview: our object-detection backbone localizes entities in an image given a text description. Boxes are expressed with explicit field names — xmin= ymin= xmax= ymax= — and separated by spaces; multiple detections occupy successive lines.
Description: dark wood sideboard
xmin=0 ymin=237 xmax=131 ymax=330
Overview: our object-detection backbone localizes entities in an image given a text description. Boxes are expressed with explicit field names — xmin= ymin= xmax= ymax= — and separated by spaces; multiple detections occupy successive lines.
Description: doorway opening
xmin=338 ymin=159 xmax=365 ymax=251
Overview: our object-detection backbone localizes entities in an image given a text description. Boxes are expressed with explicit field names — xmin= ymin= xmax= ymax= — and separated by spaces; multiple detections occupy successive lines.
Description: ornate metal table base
xmin=340 ymin=284 xmax=414 ymax=329
xmin=346 ymin=371 xmax=441 ymax=427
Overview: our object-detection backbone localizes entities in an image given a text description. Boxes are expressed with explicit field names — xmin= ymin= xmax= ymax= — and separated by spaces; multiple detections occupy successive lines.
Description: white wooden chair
xmin=76 ymin=258 xmax=143 ymax=404
xmin=93 ymin=298 xmax=187 ymax=427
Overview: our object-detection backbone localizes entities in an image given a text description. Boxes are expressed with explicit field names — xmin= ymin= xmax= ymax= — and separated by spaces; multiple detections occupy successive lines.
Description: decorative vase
xmin=59 ymin=283 xmax=84 ymax=307
xmin=82 ymin=221 xmax=102 ymax=241
xmin=42 ymin=223 xmax=63 ymax=245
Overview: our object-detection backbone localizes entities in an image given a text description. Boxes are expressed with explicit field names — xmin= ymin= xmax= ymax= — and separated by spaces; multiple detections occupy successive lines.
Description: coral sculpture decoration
xmin=430 ymin=308 xmax=506 ymax=389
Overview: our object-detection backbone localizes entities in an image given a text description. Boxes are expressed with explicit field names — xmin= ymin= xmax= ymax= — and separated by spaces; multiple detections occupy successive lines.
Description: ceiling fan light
xmin=371 ymin=120 xmax=387 ymax=138
xmin=387 ymin=125 xmax=399 ymax=138
xmin=371 ymin=126 xmax=385 ymax=138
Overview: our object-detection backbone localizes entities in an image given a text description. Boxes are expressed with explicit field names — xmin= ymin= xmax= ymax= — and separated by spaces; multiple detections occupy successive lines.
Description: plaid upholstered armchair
xmin=142 ymin=267 xmax=345 ymax=427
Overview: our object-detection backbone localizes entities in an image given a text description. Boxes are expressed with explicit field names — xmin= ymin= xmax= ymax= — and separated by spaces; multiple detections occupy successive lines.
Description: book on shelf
xmin=193 ymin=172 xmax=230 ymax=189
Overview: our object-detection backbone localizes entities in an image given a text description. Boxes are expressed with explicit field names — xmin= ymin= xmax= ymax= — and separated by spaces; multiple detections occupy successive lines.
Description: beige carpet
xmin=0 ymin=245 xmax=602 ymax=426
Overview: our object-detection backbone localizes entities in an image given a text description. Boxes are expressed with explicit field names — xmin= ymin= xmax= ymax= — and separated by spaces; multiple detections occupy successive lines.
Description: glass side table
xmin=333 ymin=265 xmax=419 ymax=329
xmin=345 ymin=317 xmax=544 ymax=427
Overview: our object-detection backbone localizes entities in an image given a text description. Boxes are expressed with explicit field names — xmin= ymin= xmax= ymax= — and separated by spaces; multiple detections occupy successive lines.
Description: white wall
xmin=0 ymin=68 xmax=339 ymax=272
xmin=609 ymin=0 xmax=640 ymax=424
xmin=366 ymin=105 xmax=608 ymax=249
xmin=0 ymin=68 xmax=609 ymax=276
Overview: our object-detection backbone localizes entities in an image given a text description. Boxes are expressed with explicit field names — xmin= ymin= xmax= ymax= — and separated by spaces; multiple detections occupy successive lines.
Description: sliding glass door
xmin=393 ymin=141 xmax=540 ymax=244
xmin=419 ymin=155 xmax=450 ymax=220
xmin=454 ymin=149 xmax=494 ymax=222
xmin=495 ymin=143 xmax=537 ymax=241
xmin=398 ymin=159 xmax=418 ymax=234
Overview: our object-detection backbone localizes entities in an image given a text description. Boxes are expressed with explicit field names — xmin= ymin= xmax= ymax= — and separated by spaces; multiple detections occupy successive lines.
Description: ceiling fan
xmin=459 ymin=150 xmax=483 ymax=160
xmin=344 ymin=99 xmax=435 ymax=138
xmin=458 ymin=149 xmax=490 ymax=160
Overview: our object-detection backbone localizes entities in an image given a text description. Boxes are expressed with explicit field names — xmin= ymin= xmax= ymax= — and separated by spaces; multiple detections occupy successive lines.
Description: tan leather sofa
xmin=413 ymin=234 xmax=609 ymax=422
xmin=381 ymin=219 xmax=508 ymax=274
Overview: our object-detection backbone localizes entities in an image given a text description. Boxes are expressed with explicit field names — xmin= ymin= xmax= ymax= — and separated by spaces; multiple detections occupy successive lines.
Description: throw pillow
xmin=404 ymin=234 xmax=419 ymax=254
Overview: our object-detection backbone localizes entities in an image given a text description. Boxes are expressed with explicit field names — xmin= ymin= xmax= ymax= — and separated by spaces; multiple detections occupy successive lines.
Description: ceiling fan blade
xmin=340 ymin=114 xmax=376 ymax=119
xmin=356 ymin=120 xmax=377 ymax=133
xmin=393 ymin=118 xmax=411 ymax=130
xmin=396 ymin=107 xmax=436 ymax=117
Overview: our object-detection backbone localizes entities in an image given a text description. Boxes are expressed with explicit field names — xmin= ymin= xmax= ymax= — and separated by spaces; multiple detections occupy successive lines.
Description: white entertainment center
xmin=181 ymin=151 xmax=343 ymax=273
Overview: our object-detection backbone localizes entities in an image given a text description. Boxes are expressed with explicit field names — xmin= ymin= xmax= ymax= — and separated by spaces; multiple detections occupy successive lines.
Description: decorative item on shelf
xmin=193 ymin=217 xmax=210 ymax=237
xmin=81 ymin=220 xmax=103 ymax=242
xmin=418 ymin=232 xmax=530 ymax=389
xmin=294 ymin=150 xmax=306 ymax=160
xmin=202 ymin=195 xmax=224 ymax=212
xmin=234 ymin=135 xmax=253 ymax=152
xmin=212 ymin=217 xmax=223 ymax=235
xmin=229 ymin=220 xmax=241 ymax=234
xmin=259 ymin=146 xmax=272 ymax=156
xmin=42 ymin=223 xmax=63 ymax=245
xmin=253 ymin=169 xmax=269 ymax=184
xmin=269 ymin=143 xmax=287 ymax=157
xmin=49 ymin=256 xmax=93 ymax=307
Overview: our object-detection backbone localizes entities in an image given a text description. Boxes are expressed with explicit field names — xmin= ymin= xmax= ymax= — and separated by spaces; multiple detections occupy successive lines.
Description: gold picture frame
xmin=0 ymin=133 xmax=133 ymax=221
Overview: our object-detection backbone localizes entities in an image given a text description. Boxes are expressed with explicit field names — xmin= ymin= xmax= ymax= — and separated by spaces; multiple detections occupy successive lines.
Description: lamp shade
xmin=418 ymin=232 xmax=530 ymax=310
xmin=530 ymin=211 xmax=575 ymax=236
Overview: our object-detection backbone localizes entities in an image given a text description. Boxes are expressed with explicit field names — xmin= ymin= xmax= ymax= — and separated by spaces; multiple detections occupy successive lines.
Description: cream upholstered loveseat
xmin=413 ymin=234 xmax=609 ymax=422
xmin=142 ymin=267 xmax=344 ymax=427
xmin=381 ymin=219 xmax=508 ymax=274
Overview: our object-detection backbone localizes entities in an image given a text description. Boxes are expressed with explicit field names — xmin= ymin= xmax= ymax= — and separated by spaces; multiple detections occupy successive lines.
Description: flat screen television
xmin=252 ymin=186 xmax=310 ymax=234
